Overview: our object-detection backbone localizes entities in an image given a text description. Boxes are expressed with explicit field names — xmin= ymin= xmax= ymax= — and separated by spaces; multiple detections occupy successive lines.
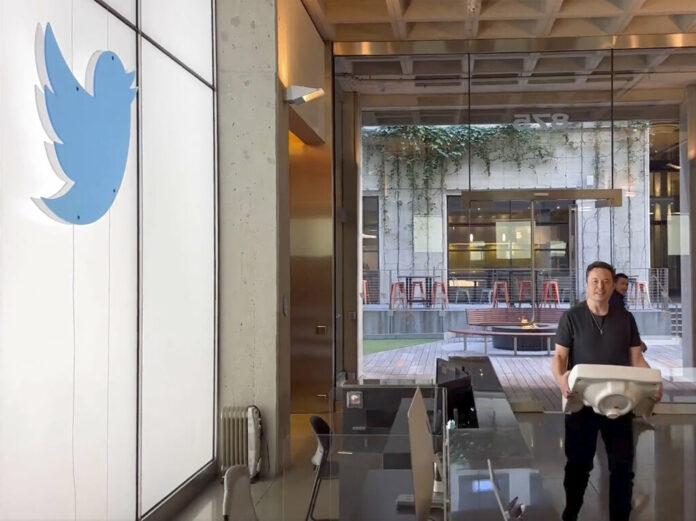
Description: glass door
xmin=448 ymin=199 xmax=532 ymax=308
xmin=534 ymin=200 xmax=572 ymax=308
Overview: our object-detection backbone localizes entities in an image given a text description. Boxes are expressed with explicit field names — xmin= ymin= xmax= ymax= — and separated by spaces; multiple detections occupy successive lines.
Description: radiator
xmin=221 ymin=406 xmax=249 ymax=469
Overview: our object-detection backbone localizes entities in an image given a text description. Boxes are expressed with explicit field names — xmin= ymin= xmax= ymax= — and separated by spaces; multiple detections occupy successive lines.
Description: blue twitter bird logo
xmin=34 ymin=23 xmax=136 ymax=225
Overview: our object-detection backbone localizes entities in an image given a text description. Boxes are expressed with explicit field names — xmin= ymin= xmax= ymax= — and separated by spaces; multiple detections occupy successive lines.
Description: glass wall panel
xmin=140 ymin=40 xmax=215 ymax=514
xmin=141 ymin=0 xmax=213 ymax=82
xmin=468 ymin=50 xmax=612 ymax=191
xmin=611 ymin=47 xmax=696 ymax=385
xmin=347 ymin=44 xmax=695 ymax=380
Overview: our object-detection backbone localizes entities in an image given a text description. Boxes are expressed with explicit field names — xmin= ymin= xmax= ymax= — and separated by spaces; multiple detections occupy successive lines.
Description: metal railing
xmin=361 ymin=267 xmax=670 ymax=310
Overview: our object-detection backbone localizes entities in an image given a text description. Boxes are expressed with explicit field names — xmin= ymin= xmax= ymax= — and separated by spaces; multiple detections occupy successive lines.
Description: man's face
xmin=586 ymin=268 xmax=614 ymax=305
xmin=615 ymin=277 xmax=629 ymax=296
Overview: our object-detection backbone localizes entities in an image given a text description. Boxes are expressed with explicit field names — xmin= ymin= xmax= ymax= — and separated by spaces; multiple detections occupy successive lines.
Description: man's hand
xmin=651 ymin=381 xmax=663 ymax=402
xmin=557 ymin=370 xmax=573 ymax=398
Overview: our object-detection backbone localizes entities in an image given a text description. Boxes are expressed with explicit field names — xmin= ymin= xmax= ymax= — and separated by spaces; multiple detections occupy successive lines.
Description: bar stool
xmin=541 ymin=280 xmax=560 ymax=307
xmin=389 ymin=282 xmax=406 ymax=308
xmin=362 ymin=279 xmax=369 ymax=304
xmin=633 ymin=281 xmax=651 ymax=308
xmin=410 ymin=280 xmax=425 ymax=303
xmin=431 ymin=281 xmax=449 ymax=308
xmin=491 ymin=280 xmax=510 ymax=308
xmin=518 ymin=280 xmax=533 ymax=303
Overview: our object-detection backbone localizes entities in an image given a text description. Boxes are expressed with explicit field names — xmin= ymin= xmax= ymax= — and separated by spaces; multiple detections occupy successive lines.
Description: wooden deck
xmin=362 ymin=337 xmax=696 ymax=411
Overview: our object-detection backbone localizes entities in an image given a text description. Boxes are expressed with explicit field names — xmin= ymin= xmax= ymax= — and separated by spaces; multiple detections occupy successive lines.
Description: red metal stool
xmin=491 ymin=281 xmax=510 ymax=308
xmin=541 ymin=280 xmax=560 ymax=307
xmin=518 ymin=280 xmax=533 ymax=303
xmin=431 ymin=281 xmax=449 ymax=308
xmin=389 ymin=282 xmax=406 ymax=308
xmin=362 ymin=279 xmax=370 ymax=304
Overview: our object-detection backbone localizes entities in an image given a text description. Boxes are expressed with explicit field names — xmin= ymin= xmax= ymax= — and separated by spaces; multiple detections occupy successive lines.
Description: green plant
xmin=363 ymin=124 xmax=553 ymax=179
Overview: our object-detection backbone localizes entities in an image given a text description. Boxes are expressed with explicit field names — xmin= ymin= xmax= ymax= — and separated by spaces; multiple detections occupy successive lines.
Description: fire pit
xmin=490 ymin=323 xmax=557 ymax=351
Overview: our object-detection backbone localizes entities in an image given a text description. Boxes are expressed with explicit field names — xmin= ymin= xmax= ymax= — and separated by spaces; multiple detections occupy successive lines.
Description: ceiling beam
xmin=575 ymin=52 xmax=610 ymax=84
xmin=672 ymin=14 xmax=696 ymax=32
xmin=399 ymin=56 xmax=414 ymax=76
xmin=522 ymin=53 xmax=540 ymax=76
xmin=614 ymin=51 xmax=671 ymax=99
xmin=608 ymin=0 xmax=649 ymax=35
xmin=464 ymin=0 xmax=482 ymax=38
xmin=301 ymin=0 xmax=336 ymax=41
xmin=536 ymin=0 xmax=563 ymax=37
xmin=386 ymin=0 xmax=409 ymax=40
xmin=358 ymin=88 xmax=683 ymax=109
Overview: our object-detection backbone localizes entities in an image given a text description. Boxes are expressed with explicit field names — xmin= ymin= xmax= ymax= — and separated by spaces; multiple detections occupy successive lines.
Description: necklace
xmin=589 ymin=310 xmax=606 ymax=335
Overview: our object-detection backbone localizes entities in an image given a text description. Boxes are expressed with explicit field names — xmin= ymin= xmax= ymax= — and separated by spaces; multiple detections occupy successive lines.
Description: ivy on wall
xmin=363 ymin=124 xmax=553 ymax=182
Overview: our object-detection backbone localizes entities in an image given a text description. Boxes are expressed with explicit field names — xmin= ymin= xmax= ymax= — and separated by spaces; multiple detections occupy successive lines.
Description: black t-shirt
xmin=555 ymin=301 xmax=641 ymax=370
xmin=608 ymin=290 xmax=626 ymax=309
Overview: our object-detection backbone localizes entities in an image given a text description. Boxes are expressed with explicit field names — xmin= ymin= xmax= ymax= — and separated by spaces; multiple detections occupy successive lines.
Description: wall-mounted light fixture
xmin=284 ymin=85 xmax=324 ymax=105
xmin=667 ymin=162 xmax=681 ymax=170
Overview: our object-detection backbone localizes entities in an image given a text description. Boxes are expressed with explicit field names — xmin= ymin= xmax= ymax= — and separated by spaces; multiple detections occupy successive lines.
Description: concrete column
xmin=216 ymin=0 xmax=290 ymax=474
xmin=679 ymin=86 xmax=696 ymax=367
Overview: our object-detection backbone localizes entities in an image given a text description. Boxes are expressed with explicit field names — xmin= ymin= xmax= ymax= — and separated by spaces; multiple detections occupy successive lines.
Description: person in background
xmin=609 ymin=273 xmax=629 ymax=309
xmin=609 ymin=273 xmax=648 ymax=353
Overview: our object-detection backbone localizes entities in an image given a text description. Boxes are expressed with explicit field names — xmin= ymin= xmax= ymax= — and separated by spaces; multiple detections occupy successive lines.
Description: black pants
xmin=563 ymin=407 xmax=635 ymax=521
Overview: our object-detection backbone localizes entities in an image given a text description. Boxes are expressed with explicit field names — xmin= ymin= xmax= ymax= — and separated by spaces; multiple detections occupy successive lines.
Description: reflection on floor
xmin=172 ymin=412 xmax=696 ymax=521
xmin=363 ymin=337 xmax=696 ymax=411
xmin=517 ymin=413 xmax=696 ymax=521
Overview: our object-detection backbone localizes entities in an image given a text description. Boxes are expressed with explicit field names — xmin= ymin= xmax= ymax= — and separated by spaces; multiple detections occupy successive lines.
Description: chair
xmin=431 ymin=281 xmax=449 ymax=308
xmin=448 ymin=279 xmax=472 ymax=303
xmin=223 ymin=465 xmax=258 ymax=521
xmin=491 ymin=280 xmax=510 ymax=308
xmin=306 ymin=416 xmax=338 ymax=521
xmin=518 ymin=280 xmax=533 ymax=304
xmin=541 ymin=280 xmax=560 ymax=307
xmin=390 ymin=282 xmax=407 ymax=308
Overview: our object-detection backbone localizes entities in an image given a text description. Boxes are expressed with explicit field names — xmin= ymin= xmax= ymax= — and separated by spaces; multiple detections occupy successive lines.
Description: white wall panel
xmin=140 ymin=40 xmax=215 ymax=515
xmin=141 ymin=0 xmax=213 ymax=83
xmin=0 ymin=1 xmax=137 ymax=520
xmin=101 ymin=0 xmax=136 ymax=23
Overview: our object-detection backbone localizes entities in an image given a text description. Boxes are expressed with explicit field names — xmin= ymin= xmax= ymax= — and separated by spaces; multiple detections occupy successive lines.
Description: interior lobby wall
xmin=0 ymin=1 xmax=217 ymax=518
xmin=0 ymin=3 xmax=138 ymax=518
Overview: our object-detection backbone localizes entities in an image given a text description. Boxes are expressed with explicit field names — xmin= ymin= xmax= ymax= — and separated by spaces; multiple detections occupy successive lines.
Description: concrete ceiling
xmin=302 ymin=0 xmax=696 ymax=42
xmin=336 ymin=47 xmax=696 ymax=128
xmin=307 ymin=0 xmax=696 ymax=160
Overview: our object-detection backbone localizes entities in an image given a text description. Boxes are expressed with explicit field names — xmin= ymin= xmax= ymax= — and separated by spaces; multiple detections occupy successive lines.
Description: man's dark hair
xmin=586 ymin=261 xmax=615 ymax=280
xmin=614 ymin=272 xmax=628 ymax=282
